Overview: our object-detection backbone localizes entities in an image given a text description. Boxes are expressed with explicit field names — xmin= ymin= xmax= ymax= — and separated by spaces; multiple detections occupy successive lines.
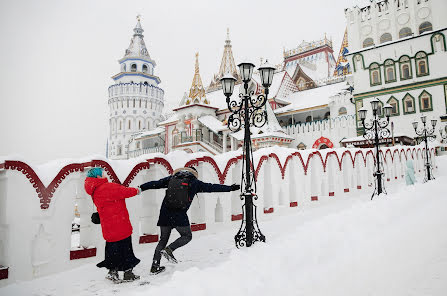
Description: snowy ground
xmin=3 ymin=157 xmax=447 ymax=296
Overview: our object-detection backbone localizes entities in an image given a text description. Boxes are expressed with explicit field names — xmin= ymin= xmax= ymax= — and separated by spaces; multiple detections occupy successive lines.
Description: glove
xmin=230 ymin=184 xmax=241 ymax=191
xmin=136 ymin=187 xmax=141 ymax=195
xmin=91 ymin=212 xmax=100 ymax=224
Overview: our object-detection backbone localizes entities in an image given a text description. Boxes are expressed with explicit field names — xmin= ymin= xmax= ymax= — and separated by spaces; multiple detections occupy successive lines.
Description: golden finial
xmin=195 ymin=52 xmax=199 ymax=73
xmin=137 ymin=14 xmax=141 ymax=22
xmin=227 ymin=28 xmax=230 ymax=40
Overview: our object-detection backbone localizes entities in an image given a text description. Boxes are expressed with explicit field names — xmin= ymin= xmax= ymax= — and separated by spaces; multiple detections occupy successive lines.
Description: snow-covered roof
xmin=274 ymin=81 xmax=346 ymax=115
xmin=198 ymin=115 xmax=227 ymax=134
xmin=134 ymin=127 xmax=164 ymax=140
xmin=158 ymin=114 xmax=179 ymax=125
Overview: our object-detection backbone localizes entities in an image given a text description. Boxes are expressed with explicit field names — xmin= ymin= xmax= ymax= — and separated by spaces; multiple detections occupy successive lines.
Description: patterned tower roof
xmin=207 ymin=29 xmax=240 ymax=92
xmin=333 ymin=28 xmax=351 ymax=76
xmin=187 ymin=53 xmax=208 ymax=105
xmin=124 ymin=16 xmax=151 ymax=60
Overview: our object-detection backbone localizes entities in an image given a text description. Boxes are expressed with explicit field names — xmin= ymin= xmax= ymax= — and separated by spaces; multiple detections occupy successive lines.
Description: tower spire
xmin=187 ymin=53 xmax=207 ymax=105
xmin=124 ymin=15 xmax=150 ymax=58
xmin=207 ymin=28 xmax=240 ymax=92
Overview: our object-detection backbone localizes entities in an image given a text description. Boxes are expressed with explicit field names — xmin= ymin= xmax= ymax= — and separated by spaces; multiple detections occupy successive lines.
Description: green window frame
xmin=384 ymin=59 xmax=397 ymax=83
xmin=387 ymin=96 xmax=400 ymax=116
xmin=369 ymin=63 xmax=382 ymax=86
xmin=415 ymin=51 xmax=429 ymax=77
xmin=402 ymin=93 xmax=416 ymax=115
xmin=418 ymin=90 xmax=433 ymax=112
xmin=399 ymin=55 xmax=412 ymax=80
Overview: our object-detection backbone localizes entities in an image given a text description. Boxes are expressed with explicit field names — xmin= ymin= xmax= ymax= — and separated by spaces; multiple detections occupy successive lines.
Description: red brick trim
xmin=70 ymin=247 xmax=96 ymax=260
xmin=329 ymin=192 xmax=335 ymax=196
xmin=0 ymin=266 xmax=8 ymax=280
xmin=139 ymin=234 xmax=159 ymax=244
xmin=311 ymin=196 xmax=318 ymax=201
xmin=231 ymin=214 xmax=243 ymax=221
xmin=290 ymin=201 xmax=298 ymax=207
xmin=357 ymin=185 xmax=362 ymax=189
xmin=344 ymin=188 xmax=349 ymax=193
xmin=264 ymin=207 xmax=274 ymax=214
xmin=191 ymin=223 xmax=206 ymax=232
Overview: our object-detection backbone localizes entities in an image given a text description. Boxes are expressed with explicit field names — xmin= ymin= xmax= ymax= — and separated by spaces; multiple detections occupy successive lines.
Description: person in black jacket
xmin=139 ymin=167 xmax=240 ymax=274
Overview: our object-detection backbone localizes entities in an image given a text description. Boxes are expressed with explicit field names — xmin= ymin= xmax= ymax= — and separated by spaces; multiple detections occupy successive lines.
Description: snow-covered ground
xmin=3 ymin=157 xmax=447 ymax=296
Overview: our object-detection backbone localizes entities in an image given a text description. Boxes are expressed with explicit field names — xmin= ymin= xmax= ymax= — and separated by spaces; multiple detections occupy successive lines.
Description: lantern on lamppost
xmin=220 ymin=60 xmax=275 ymax=248
xmin=358 ymin=99 xmax=393 ymax=199
xmin=412 ymin=116 xmax=437 ymax=182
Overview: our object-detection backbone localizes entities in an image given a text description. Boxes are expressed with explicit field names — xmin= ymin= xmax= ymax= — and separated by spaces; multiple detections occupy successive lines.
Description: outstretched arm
xmin=197 ymin=180 xmax=234 ymax=193
xmin=106 ymin=183 xmax=139 ymax=200
xmin=139 ymin=176 xmax=171 ymax=191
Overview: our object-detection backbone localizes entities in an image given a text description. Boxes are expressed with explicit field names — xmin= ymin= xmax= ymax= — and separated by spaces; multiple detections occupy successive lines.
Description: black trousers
xmin=153 ymin=226 xmax=192 ymax=265
xmin=97 ymin=236 xmax=140 ymax=271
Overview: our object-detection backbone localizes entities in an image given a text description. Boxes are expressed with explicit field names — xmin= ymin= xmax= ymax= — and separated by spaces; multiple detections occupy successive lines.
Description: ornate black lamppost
xmin=358 ymin=99 xmax=393 ymax=200
xmin=220 ymin=61 xmax=275 ymax=248
xmin=412 ymin=116 xmax=437 ymax=182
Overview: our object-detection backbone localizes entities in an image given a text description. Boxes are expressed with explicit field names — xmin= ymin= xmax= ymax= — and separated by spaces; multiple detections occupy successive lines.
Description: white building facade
xmin=346 ymin=0 xmax=447 ymax=137
xmin=107 ymin=18 xmax=165 ymax=159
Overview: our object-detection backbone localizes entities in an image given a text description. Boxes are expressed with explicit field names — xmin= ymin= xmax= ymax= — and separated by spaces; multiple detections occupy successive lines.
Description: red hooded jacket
xmin=84 ymin=177 xmax=138 ymax=242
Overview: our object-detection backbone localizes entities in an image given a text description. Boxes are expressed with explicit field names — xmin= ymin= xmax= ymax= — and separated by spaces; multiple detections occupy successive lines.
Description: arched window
xmin=399 ymin=27 xmax=412 ymax=39
xmin=369 ymin=63 xmax=381 ymax=85
xmin=419 ymin=22 xmax=433 ymax=34
xmin=147 ymin=121 xmax=151 ymax=130
xmin=119 ymin=121 xmax=122 ymax=130
xmin=387 ymin=97 xmax=399 ymax=116
xmin=380 ymin=33 xmax=392 ymax=44
xmin=338 ymin=107 xmax=347 ymax=116
xmin=415 ymin=52 xmax=429 ymax=76
xmin=306 ymin=116 xmax=312 ymax=122
xmin=142 ymin=64 xmax=148 ymax=73
xmin=419 ymin=91 xmax=433 ymax=112
xmin=402 ymin=94 xmax=416 ymax=114
xmin=399 ymin=56 xmax=412 ymax=80
xmin=384 ymin=60 xmax=396 ymax=82
xmin=138 ymin=121 xmax=141 ymax=130
xmin=297 ymin=78 xmax=306 ymax=90
xmin=128 ymin=120 xmax=131 ymax=130
xmin=131 ymin=64 xmax=137 ymax=72
xmin=362 ymin=38 xmax=374 ymax=48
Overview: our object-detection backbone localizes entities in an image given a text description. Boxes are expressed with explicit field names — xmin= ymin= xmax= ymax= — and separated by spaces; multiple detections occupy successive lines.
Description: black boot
xmin=150 ymin=262 xmax=166 ymax=275
xmin=123 ymin=268 xmax=140 ymax=282
xmin=105 ymin=269 xmax=119 ymax=283
xmin=161 ymin=247 xmax=178 ymax=264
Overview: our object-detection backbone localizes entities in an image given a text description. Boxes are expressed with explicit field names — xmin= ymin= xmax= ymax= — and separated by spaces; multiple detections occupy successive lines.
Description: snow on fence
xmin=0 ymin=145 xmax=436 ymax=285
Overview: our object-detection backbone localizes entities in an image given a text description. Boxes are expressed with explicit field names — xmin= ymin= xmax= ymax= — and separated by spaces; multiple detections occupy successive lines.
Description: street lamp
xmin=220 ymin=60 xmax=274 ymax=248
xmin=359 ymin=99 xmax=392 ymax=199
xmin=413 ymin=116 xmax=437 ymax=182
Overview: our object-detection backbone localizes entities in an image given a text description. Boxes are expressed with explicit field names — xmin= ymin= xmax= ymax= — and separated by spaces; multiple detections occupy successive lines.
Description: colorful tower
xmin=334 ymin=28 xmax=351 ymax=76
xmin=107 ymin=16 xmax=164 ymax=159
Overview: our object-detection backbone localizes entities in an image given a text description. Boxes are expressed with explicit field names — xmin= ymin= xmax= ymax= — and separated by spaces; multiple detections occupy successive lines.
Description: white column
xmin=230 ymin=137 xmax=235 ymax=151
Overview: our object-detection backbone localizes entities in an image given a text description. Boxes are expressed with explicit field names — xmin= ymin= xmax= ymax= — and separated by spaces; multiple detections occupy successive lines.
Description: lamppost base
xmin=371 ymin=172 xmax=387 ymax=200
xmin=234 ymin=203 xmax=266 ymax=248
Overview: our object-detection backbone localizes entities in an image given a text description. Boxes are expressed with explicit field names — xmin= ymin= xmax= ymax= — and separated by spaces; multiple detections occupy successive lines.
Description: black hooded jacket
xmin=140 ymin=171 xmax=233 ymax=226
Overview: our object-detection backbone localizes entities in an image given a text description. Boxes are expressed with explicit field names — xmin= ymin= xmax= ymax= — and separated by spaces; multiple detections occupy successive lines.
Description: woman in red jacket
xmin=84 ymin=167 xmax=141 ymax=283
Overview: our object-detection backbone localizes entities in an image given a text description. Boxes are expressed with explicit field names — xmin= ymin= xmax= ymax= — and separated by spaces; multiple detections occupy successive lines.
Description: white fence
xmin=0 ymin=145 xmax=436 ymax=285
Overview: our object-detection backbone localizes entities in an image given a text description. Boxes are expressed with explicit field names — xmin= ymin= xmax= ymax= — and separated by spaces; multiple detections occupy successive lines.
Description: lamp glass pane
xmin=421 ymin=115 xmax=427 ymax=123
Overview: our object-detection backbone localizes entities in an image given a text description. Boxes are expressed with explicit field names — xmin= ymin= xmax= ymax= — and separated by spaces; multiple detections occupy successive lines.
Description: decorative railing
xmin=128 ymin=146 xmax=165 ymax=158
xmin=0 ymin=145 xmax=437 ymax=284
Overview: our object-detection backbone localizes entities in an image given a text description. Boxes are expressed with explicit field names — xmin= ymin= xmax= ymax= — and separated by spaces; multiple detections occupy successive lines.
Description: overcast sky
xmin=0 ymin=0 xmax=366 ymax=163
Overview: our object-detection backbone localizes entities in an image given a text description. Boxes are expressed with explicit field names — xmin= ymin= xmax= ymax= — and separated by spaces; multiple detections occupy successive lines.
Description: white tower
xmin=107 ymin=16 xmax=164 ymax=159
